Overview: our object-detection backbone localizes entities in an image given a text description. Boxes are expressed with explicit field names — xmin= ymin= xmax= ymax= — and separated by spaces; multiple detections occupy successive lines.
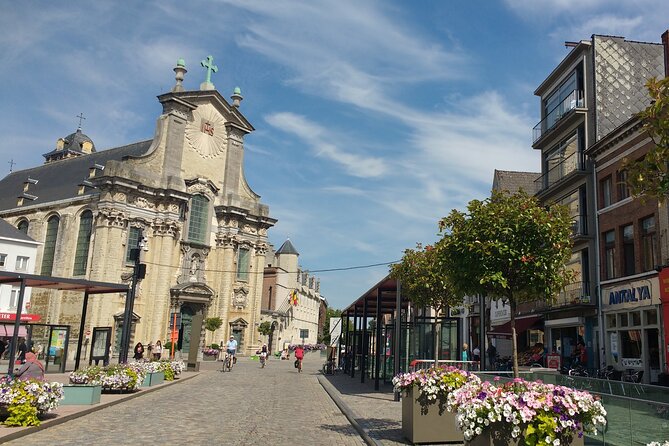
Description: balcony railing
xmin=533 ymin=90 xmax=584 ymax=143
xmin=524 ymin=281 xmax=591 ymax=312
xmin=571 ymin=214 xmax=588 ymax=237
xmin=533 ymin=151 xmax=586 ymax=192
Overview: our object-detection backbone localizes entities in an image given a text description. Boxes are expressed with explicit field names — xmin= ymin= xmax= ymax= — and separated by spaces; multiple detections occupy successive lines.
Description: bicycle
xmin=221 ymin=352 xmax=233 ymax=372
xmin=259 ymin=352 xmax=267 ymax=368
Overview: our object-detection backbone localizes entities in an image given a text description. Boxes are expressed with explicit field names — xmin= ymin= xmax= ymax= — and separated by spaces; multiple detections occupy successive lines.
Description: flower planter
xmin=466 ymin=428 xmax=584 ymax=446
xmin=141 ymin=371 xmax=165 ymax=387
xmin=61 ymin=385 xmax=102 ymax=405
xmin=402 ymin=387 xmax=463 ymax=444
xmin=202 ymin=355 xmax=217 ymax=361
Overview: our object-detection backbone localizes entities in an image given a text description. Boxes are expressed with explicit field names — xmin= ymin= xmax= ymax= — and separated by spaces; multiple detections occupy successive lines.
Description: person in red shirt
xmin=294 ymin=345 xmax=305 ymax=373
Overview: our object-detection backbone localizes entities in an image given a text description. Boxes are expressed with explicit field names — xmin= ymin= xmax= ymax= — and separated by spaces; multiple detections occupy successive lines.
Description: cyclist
xmin=294 ymin=344 xmax=304 ymax=373
xmin=226 ymin=336 xmax=238 ymax=367
xmin=259 ymin=343 xmax=269 ymax=368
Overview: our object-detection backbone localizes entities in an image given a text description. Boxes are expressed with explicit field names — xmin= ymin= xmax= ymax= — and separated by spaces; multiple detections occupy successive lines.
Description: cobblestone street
xmin=6 ymin=355 xmax=364 ymax=446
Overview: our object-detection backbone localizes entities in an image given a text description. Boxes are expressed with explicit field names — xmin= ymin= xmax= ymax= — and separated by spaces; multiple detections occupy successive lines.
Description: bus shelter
xmin=0 ymin=271 xmax=129 ymax=375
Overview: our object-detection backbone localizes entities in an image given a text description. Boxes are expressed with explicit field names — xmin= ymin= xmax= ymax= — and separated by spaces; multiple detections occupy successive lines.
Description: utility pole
xmin=119 ymin=232 xmax=147 ymax=363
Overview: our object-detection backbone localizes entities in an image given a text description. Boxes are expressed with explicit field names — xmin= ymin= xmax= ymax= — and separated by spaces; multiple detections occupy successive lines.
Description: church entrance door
xmin=179 ymin=304 xmax=196 ymax=354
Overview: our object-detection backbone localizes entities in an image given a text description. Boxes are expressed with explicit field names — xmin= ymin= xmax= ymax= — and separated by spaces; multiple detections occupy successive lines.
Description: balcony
xmin=571 ymin=214 xmax=588 ymax=238
xmin=522 ymin=281 xmax=592 ymax=313
xmin=533 ymin=151 xmax=586 ymax=192
xmin=533 ymin=90 xmax=584 ymax=143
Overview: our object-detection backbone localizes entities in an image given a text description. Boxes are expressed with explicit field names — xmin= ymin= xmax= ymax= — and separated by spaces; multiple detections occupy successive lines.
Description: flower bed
xmin=69 ymin=364 xmax=144 ymax=392
xmin=393 ymin=366 xmax=478 ymax=412
xmin=202 ymin=347 xmax=220 ymax=358
xmin=156 ymin=360 xmax=185 ymax=381
xmin=448 ymin=378 xmax=607 ymax=446
xmin=0 ymin=377 xmax=64 ymax=426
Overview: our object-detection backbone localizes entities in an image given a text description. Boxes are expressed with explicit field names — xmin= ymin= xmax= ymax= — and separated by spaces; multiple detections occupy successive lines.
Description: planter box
xmin=141 ymin=371 xmax=165 ymax=387
xmin=401 ymin=387 xmax=463 ymax=444
xmin=61 ymin=385 xmax=102 ymax=405
xmin=202 ymin=355 xmax=217 ymax=361
xmin=466 ymin=429 xmax=584 ymax=446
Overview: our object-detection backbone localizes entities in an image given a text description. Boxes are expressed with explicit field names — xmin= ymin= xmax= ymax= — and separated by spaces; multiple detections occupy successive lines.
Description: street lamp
xmin=119 ymin=233 xmax=147 ymax=363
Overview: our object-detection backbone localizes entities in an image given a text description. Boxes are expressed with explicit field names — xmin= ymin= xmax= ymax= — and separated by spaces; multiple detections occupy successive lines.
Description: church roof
xmin=0 ymin=140 xmax=152 ymax=211
xmin=43 ymin=129 xmax=96 ymax=160
xmin=0 ymin=218 xmax=36 ymax=242
xmin=276 ymin=239 xmax=299 ymax=256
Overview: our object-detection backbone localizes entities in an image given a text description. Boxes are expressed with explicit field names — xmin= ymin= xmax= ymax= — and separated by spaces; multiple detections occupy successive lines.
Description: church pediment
xmin=170 ymin=282 xmax=215 ymax=297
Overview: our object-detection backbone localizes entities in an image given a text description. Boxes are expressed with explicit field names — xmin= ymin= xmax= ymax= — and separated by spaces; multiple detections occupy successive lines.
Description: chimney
xmin=663 ymin=30 xmax=669 ymax=77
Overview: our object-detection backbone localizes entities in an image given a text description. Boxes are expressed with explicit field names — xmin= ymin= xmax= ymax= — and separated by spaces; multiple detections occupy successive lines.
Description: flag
xmin=290 ymin=290 xmax=299 ymax=306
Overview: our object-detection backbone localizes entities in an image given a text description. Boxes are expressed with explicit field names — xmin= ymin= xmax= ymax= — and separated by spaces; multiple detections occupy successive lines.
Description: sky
xmin=1 ymin=1 xmax=668 ymax=310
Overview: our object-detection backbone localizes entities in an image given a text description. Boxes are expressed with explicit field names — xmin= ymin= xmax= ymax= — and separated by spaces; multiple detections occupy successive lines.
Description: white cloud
xmin=265 ymin=112 xmax=389 ymax=178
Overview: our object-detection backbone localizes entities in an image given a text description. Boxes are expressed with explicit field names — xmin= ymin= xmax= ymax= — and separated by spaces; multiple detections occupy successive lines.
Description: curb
xmin=317 ymin=374 xmax=383 ymax=446
xmin=0 ymin=373 xmax=200 ymax=444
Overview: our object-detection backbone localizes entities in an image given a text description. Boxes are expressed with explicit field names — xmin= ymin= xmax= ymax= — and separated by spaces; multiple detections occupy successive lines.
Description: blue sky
xmin=1 ymin=1 xmax=668 ymax=310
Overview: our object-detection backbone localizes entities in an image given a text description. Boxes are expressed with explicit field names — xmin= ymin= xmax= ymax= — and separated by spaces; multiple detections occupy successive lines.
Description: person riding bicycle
xmin=259 ymin=343 xmax=269 ymax=367
xmin=226 ymin=336 xmax=238 ymax=364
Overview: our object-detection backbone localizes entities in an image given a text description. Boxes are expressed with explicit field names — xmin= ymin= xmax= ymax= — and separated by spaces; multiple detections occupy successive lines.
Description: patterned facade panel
xmin=594 ymin=36 xmax=664 ymax=141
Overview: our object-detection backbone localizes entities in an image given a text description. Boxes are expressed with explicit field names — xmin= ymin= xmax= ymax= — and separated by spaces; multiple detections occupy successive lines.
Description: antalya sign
xmin=602 ymin=277 xmax=660 ymax=310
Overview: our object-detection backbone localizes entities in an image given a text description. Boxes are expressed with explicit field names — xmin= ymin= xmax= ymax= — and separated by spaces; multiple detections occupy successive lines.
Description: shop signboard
xmin=489 ymin=299 xmax=510 ymax=324
xmin=546 ymin=354 xmax=560 ymax=369
xmin=601 ymin=277 xmax=660 ymax=311
xmin=622 ymin=358 xmax=643 ymax=368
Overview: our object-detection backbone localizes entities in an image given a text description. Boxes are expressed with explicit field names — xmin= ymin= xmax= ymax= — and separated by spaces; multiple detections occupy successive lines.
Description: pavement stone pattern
xmin=6 ymin=355 xmax=364 ymax=446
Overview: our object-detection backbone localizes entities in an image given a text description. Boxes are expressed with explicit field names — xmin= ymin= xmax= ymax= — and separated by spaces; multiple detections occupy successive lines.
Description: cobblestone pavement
xmin=7 ymin=355 xmax=364 ymax=446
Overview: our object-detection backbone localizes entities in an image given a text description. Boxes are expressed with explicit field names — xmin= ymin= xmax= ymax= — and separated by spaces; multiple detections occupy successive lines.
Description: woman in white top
xmin=153 ymin=340 xmax=163 ymax=361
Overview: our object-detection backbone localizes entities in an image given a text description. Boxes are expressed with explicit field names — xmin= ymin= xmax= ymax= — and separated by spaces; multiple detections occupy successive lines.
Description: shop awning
xmin=1 ymin=325 xmax=28 ymax=338
xmin=488 ymin=316 xmax=543 ymax=339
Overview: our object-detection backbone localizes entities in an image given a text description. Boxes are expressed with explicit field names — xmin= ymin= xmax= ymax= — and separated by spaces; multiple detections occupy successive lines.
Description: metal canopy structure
xmin=341 ymin=275 xmax=409 ymax=392
xmin=0 ymin=271 xmax=129 ymax=374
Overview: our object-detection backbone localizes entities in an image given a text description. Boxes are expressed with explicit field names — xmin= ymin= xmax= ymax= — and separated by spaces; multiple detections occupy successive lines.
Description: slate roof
xmin=0 ymin=140 xmax=152 ymax=211
xmin=276 ymin=239 xmax=299 ymax=256
xmin=0 ymin=218 xmax=36 ymax=243
xmin=43 ymin=128 xmax=96 ymax=160
xmin=492 ymin=170 xmax=540 ymax=194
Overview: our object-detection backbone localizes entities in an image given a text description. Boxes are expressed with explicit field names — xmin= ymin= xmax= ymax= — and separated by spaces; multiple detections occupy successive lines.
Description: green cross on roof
xmin=200 ymin=55 xmax=218 ymax=85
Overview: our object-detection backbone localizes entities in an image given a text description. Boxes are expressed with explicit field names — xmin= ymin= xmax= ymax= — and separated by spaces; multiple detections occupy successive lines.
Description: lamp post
xmin=119 ymin=232 xmax=147 ymax=363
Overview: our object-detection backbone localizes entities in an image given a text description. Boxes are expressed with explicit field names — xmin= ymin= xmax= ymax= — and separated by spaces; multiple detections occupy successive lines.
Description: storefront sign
xmin=602 ymin=277 xmax=660 ymax=310
xmin=489 ymin=299 xmax=510 ymax=323
xmin=0 ymin=312 xmax=41 ymax=322
xmin=546 ymin=354 xmax=560 ymax=369
xmin=622 ymin=358 xmax=643 ymax=368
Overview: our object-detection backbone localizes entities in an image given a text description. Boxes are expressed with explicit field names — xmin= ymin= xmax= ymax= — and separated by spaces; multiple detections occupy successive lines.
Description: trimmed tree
xmin=437 ymin=191 xmax=574 ymax=377
xmin=204 ymin=317 xmax=223 ymax=332
xmin=390 ymin=243 xmax=462 ymax=366
xmin=258 ymin=321 xmax=273 ymax=336
xmin=625 ymin=76 xmax=669 ymax=199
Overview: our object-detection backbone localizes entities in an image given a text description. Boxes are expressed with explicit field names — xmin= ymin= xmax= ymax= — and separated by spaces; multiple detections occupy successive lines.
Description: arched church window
xmin=41 ymin=215 xmax=60 ymax=275
xmin=73 ymin=210 xmax=93 ymax=275
xmin=16 ymin=220 xmax=29 ymax=234
xmin=187 ymin=195 xmax=210 ymax=244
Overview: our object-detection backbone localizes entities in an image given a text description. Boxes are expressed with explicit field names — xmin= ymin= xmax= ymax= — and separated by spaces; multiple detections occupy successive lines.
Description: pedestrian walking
xmin=461 ymin=343 xmax=469 ymax=362
xmin=153 ymin=340 xmax=163 ymax=360
xmin=133 ymin=342 xmax=144 ymax=361
xmin=17 ymin=338 xmax=27 ymax=364
xmin=14 ymin=352 xmax=44 ymax=380
xmin=294 ymin=345 xmax=304 ymax=373
xmin=487 ymin=343 xmax=497 ymax=370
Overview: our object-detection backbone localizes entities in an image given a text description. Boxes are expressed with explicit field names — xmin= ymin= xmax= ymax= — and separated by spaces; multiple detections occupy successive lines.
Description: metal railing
xmin=533 ymin=151 xmax=586 ymax=192
xmin=409 ymin=359 xmax=480 ymax=372
xmin=533 ymin=89 xmax=584 ymax=143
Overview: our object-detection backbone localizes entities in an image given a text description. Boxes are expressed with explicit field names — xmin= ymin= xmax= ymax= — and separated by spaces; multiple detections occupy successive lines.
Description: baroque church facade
xmin=0 ymin=58 xmax=276 ymax=359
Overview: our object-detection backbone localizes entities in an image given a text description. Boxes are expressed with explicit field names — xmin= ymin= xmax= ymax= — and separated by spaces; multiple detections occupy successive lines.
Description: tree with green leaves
xmin=322 ymin=308 xmax=343 ymax=345
xmin=437 ymin=190 xmax=574 ymax=377
xmin=258 ymin=321 xmax=273 ymax=336
xmin=625 ymin=76 xmax=669 ymax=199
xmin=390 ymin=243 xmax=462 ymax=366
xmin=204 ymin=317 xmax=223 ymax=332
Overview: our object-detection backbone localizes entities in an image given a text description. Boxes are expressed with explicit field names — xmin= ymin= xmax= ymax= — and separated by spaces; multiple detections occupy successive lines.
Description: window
xmin=601 ymin=176 xmax=612 ymax=207
xmin=9 ymin=287 xmax=19 ymax=310
xmin=604 ymin=231 xmax=615 ymax=279
xmin=606 ymin=314 xmax=616 ymax=329
xmin=0 ymin=253 xmax=6 ymax=268
xmin=617 ymin=170 xmax=630 ymax=200
xmin=15 ymin=256 xmax=29 ymax=271
xmin=620 ymin=330 xmax=642 ymax=358
xmin=641 ymin=216 xmax=657 ymax=272
xmin=545 ymin=133 xmax=578 ymax=186
xmin=187 ymin=195 xmax=210 ymax=244
xmin=73 ymin=210 xmax=93 ymax=275
xmin=622 ymin=225 xmax=635 ymax=276
xmin=16 ymin=220 xmax=28 ymax=234
xmin=544 ymin=69 xmax=580 ymax=130
xmin=126 ymin=227 xmax=142 ymax=264
xmin=236 ymin=247 xmax=250 ymax=281
xmin=41 ymin=215 xmax=60 ymax=275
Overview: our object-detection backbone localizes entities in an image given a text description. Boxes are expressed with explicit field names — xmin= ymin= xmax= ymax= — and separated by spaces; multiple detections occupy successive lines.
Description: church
xmin=0 ymin=57 xmax=276 ymax=359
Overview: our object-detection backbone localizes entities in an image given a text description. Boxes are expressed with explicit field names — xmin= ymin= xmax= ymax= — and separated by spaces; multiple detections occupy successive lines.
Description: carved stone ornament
xmin=215 ymin=233 xmax=238 ymax=248
xmin=255 ymin=243 xmax=269 ymax=255
xmin=232 ymin=287 xmax=249 ymax=308
xmin=97 ymin=207 xmax=127 ymax=228
xmin=242 ymin=224 xmax=257 ymax=234
xmin=258 ymin=228 xmax=268 ymax=236
xmin=134 ymin=197 xmax=156 ymax=210
xmin=185 ymin=104 xmax=227 ymax=159
xmin=113 ymin=192 xmax=127 ymax=202
xmin=152 ymin=218 xmax=180 ymax=238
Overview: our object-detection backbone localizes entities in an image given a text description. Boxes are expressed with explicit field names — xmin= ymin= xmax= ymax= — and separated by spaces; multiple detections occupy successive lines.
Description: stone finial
xmin=200 ymin=55 xmax=218 ymax=91
xmin=173 ymin=58 xmax=187 ymax=92
xmin=231 ymin=86 xmax=243 ymax=108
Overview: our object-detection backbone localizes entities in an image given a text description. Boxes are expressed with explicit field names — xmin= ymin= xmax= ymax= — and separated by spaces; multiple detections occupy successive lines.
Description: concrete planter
xmin=202 ymin=355 xmax=217 ymax=361
xmin=61 ymin=385 xmax=102 ymax=405
xmin=141 ymin=371 xmax=165 ymax=387
xmin=466 ymin=428 xmax=584 ymax=446
xmin=401 ymin=387 xmax=463 ymax=444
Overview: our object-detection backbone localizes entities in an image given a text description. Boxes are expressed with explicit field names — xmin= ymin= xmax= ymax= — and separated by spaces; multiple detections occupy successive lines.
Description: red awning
xmin=1 ymin=325 xmax=28 ymax=338
xmin=488 ymin=316 xmax=543 ymax=339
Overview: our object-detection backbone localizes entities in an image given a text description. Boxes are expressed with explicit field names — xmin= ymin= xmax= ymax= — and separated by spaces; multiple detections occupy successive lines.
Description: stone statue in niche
xmin=232 ymin=288 xmax=248 ymax=308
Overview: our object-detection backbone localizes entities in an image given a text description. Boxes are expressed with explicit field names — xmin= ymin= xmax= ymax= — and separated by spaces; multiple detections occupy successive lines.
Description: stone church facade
xmin=0 ymin=58 xmax=276 ymax=359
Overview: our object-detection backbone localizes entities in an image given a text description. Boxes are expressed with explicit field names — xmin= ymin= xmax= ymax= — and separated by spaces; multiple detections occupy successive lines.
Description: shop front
xmin=602 ymin=275 xmax=661 ymax=384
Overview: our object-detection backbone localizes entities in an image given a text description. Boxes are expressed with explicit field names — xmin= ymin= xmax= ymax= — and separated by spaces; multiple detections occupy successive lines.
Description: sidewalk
xmin=0 ymin=370 xmax=198 ymax=444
